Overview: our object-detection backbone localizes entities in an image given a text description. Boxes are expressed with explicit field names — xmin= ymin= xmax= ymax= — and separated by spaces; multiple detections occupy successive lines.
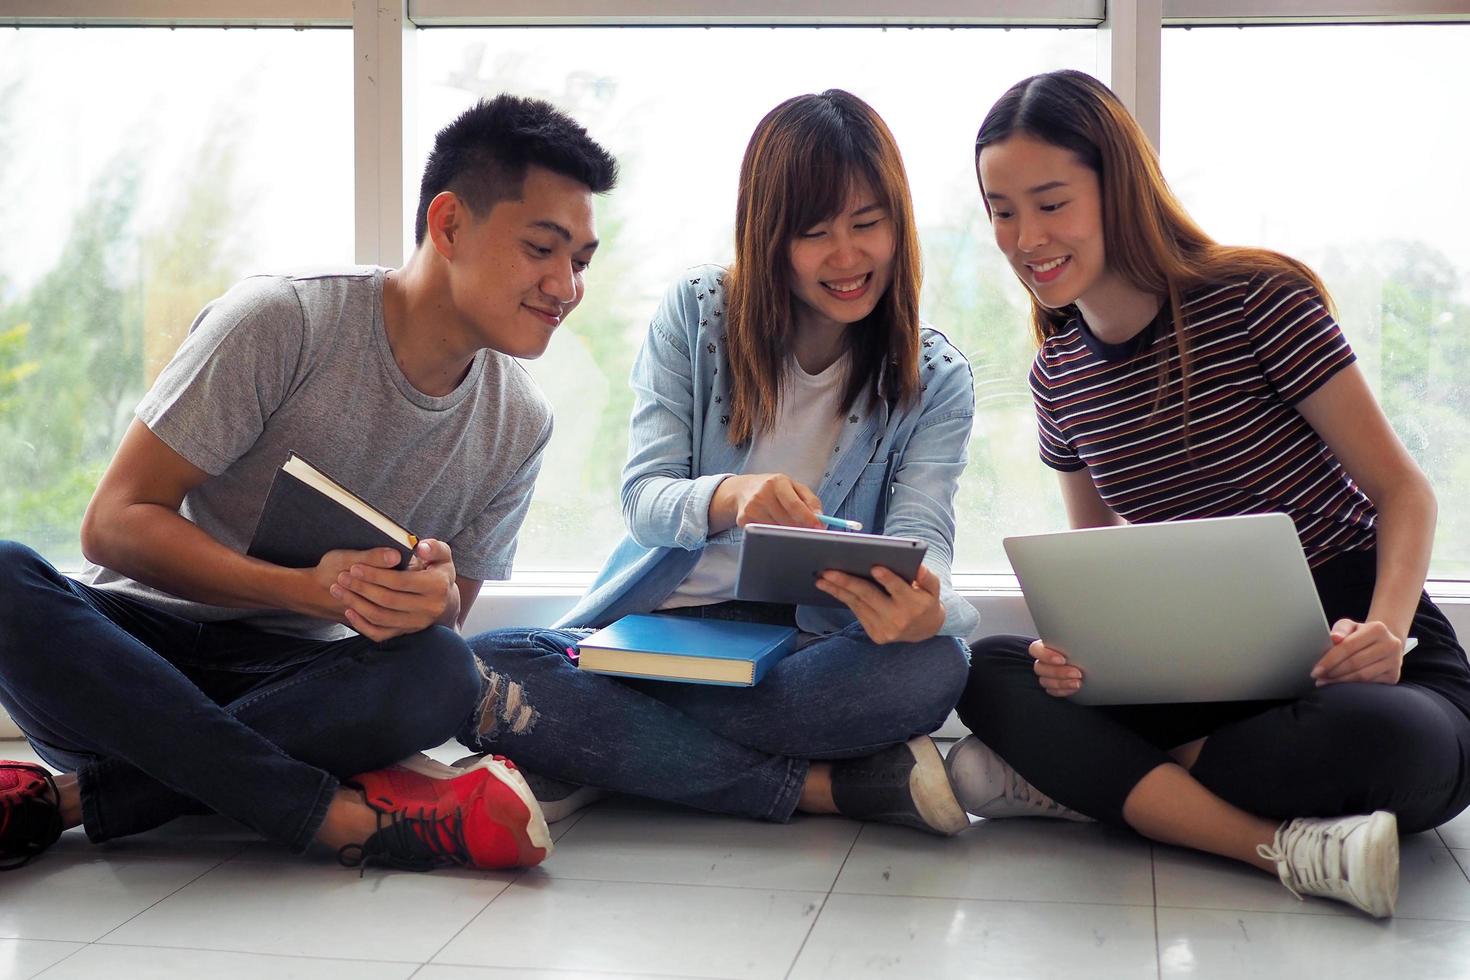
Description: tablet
xmin=735 ymin=523 xmax=928 ymax=608
xmin=1004 ymin=513 xmax=1332 ymax=705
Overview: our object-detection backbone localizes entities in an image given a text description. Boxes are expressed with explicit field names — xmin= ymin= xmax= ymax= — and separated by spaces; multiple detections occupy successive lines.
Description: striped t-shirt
xmin=1029 ymin=272 xmax=1377 ymax=567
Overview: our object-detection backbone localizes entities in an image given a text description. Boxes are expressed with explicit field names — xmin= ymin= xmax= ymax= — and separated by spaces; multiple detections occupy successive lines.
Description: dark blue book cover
xmin=246 ymin=452 xmax=416 ymax=570
xmin=576 ymin=614 xmax=798 ymax=686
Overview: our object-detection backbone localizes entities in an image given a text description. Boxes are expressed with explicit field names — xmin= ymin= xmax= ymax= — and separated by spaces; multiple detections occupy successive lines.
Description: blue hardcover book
xmin=575 ymin=614 xmax=798 ymax=687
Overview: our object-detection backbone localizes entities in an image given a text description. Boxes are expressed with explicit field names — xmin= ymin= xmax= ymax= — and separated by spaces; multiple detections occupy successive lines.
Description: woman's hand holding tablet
xmin=816 ymin=562 xmax=947 ymax=644
xmin=735 ymin=520 xmax=929 ymax=620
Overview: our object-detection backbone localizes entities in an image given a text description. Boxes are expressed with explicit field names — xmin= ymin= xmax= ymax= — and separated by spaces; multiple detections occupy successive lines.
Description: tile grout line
xmin=1150 ymin=842 xmax=1163 ymax=980
xmin=59 ymin=939 xmax=431 ymax=966
xmin=410 ymin=801 xmax=599 ymax=972
xmin=25 ymin=940 xmax=87 ymax=980
xmin=1149 ymin=906 xmax=1470 ymax=927
xmin=781 ymin=822 xmax=864 ymax=980
xmin=93 ymin=840 xmax=255 ymax=943
xmin=416 ymin=866 xmax=530 ymax=971
xmin=1445 ymin=845 xmax=1470 ymax=886
xmin=492 ymin=861 xmax=1166 ymax=906
xmin=28 ymin=840 xmax=254 ymax=979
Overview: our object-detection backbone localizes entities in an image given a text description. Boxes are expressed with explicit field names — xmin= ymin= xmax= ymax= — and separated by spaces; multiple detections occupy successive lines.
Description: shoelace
xmin=336 ymin=805 xmax=476 ymax=876
xmin=1003 ymin=768 xmax=1069 ymax=815
xmin=0 ymin=764 xmax=62 ymax=872
xmin=1256 ymin=821 xmax=1349 ymax=902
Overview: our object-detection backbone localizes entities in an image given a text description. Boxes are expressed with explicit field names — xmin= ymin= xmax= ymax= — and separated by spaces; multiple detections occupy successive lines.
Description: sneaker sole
xmin=1361 ymin=810 xmax=1399 ymax=919
xmin=392 ymin=754 xmax=554 ymax=864
xmin=906 ymin=737 xmax=970 ymax=836
xmin=453 ymin=752 xmax=606 ymax=823
xmin=942 ymin=735 xmax=985 ymax=815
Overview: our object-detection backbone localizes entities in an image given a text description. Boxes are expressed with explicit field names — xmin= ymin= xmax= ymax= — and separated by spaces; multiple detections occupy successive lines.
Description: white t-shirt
xmin=661 ymin=353 xmax=851 ymax=609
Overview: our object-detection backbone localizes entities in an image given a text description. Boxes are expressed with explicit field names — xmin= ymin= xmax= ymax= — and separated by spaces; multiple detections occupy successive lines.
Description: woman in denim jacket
xmin=459 ymin=90 xmax=979 ymax=835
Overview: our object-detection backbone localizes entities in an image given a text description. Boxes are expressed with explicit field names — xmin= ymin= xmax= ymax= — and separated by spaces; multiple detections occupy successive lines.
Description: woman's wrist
xmin=707 ymin=474 xmax=745 ymax=534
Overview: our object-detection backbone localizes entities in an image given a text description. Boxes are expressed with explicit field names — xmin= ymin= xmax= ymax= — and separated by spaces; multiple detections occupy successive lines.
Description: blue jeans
xmin=0 ymin=541 xmax=481 ymax=852
xmin=459 ymin=621 xmax=969 ymax=821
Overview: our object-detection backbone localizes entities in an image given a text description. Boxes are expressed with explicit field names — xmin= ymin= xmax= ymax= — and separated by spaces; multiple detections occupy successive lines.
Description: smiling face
xmin=439 ymin=164 xmax=599 ymax=360
xmin=977 ymin=133 xmax=1117 ymax=313
xmin=786 ymin=179 xmax=897 ymax=334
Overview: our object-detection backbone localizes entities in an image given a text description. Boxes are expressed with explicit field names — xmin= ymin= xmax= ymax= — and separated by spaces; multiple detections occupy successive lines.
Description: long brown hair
xmin=973 ymin=70 xmax=1332 ymax=415
xmin=725 ymin=89 xmax=923 ymax=446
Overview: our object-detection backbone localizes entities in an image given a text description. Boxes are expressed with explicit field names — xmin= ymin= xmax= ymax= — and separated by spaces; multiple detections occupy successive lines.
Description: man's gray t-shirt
xmin=81 ymin=268 xmax=553 ymax=639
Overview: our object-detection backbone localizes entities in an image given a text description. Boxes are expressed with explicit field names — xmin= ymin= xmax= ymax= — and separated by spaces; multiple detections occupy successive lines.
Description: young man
xmin=0 ymin=95 xmax=616 ymax=874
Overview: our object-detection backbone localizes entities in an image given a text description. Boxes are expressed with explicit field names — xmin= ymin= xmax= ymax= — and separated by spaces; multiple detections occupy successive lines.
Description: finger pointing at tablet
xmin=710 ymin=473 xmax=825 ymax=533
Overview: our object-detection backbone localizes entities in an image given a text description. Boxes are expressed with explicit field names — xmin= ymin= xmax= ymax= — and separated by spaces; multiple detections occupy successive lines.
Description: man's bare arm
xmin=81 ymin=420 xmax=389 ymax=623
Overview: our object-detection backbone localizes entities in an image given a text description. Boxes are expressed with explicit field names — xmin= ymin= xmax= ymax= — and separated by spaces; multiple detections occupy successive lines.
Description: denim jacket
xmin=557 ymin=265 xmax=980 ymax=641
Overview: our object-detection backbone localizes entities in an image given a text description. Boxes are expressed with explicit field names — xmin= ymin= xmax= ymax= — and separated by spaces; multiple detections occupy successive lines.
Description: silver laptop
xmin=1002 ymin=513 xmax=1331 ymax=705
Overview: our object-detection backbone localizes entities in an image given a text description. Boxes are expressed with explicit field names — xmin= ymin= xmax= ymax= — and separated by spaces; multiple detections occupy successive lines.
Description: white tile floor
xmin=4 ymin=739 xmax=1470 ymax=980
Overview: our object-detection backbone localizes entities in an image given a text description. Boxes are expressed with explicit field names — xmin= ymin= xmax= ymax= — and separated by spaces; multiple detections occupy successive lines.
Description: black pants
xmin=957 ymin=549 xmax=1470 ymax=833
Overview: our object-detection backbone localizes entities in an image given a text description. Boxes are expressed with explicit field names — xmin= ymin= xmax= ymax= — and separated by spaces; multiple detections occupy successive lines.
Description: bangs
xmin=781 ymin=123 xmax=889 ymax=237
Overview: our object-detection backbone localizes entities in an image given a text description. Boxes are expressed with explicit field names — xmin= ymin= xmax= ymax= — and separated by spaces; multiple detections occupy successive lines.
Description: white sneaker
xmin=453 ymin=753 xmax=607 ymax=823
xmin=943 ymin=735 xmax=1092 ymax=821
xmin=1257 ymin=811 xmax=1399 ymax=918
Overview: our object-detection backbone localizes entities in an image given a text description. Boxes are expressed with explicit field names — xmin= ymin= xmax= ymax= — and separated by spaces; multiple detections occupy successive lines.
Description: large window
xmin=3 ymin=6 xmax=1466 ymax=587
xmin=1162 ymin=23 xmax=1470 ymax=577
xmin=0 ymin=27 xmax=353 ymax=566
xmin=415 ymin=26 xmax=1097 ymax=573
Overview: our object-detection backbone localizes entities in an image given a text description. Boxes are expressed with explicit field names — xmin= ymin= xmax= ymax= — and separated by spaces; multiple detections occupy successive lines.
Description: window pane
xmin=416 ymin=26 xmax=1097 ymax=573
xmin=1163 ymin=24 xmax=1470 ymax=578
xmin=0 ymin=28 xmax=354 ymax=567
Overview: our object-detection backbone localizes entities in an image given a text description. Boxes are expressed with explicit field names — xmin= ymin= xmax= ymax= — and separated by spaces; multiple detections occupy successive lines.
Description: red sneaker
xmin=1 ymin=761 xmax=63 ymax=872
xmin=339 ymin=754 xmax=552 ymax=872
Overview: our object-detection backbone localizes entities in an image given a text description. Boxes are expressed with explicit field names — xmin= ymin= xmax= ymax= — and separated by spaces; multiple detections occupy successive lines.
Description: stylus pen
xmin=817 ymin=513 xmax=864 ymax=531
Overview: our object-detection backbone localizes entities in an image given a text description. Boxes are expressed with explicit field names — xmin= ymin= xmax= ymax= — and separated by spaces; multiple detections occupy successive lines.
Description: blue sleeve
xmin=619 ymin=277 xmax=731 ymax=550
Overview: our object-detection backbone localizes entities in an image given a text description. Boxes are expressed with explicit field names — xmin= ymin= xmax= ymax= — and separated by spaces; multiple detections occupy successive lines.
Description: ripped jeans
xmin=459 ymin=623 xmax=969 ymax=821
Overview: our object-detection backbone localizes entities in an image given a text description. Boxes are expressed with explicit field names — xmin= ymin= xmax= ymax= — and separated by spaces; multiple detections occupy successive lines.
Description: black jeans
xmin=958 ymin=549 xmax=1470 ymax=833
xmin=0 ymin=541 xmax=481 ymax=852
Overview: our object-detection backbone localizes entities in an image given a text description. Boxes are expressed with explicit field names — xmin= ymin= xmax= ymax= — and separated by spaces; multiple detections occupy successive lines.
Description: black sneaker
xmin=453 ymin=753 xmax=606 ymax=823
xmin=1 ymin=761 xmax=63 ymax=871
xmin=829 ymin=736 xmax=969 ymax=836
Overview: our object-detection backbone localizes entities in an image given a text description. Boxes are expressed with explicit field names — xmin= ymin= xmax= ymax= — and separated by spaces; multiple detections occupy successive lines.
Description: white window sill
xmin=6 ymin=574 xmax=1465 ymax=741
xmin=464 ymin=575 xmax=1470 ymax=636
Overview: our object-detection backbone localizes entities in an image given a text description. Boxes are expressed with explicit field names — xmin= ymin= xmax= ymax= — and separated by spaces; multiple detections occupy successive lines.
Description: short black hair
xmin=414 ymin=94 xmax=618 ymax=245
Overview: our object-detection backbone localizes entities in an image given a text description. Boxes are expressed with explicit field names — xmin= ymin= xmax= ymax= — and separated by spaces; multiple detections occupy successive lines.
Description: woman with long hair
xmin=459 ymin=90 xmax=978 ymax=834
xmin=946 ymin=69 xmax=1470 ymax=917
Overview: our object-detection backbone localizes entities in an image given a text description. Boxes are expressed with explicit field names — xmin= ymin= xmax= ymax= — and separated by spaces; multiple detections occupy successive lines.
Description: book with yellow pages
xmin=246 ymin=452 xmax=418 ymax=570
xmin=576 ymin=614 xmax=798 ymax=687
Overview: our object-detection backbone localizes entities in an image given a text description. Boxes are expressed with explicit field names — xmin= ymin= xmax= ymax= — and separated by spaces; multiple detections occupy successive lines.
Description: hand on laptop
xmin=1310 ymin=618 xmax=1408 ymax=687
xmin=1029 ymin=639 xmax=1084 ymax=697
